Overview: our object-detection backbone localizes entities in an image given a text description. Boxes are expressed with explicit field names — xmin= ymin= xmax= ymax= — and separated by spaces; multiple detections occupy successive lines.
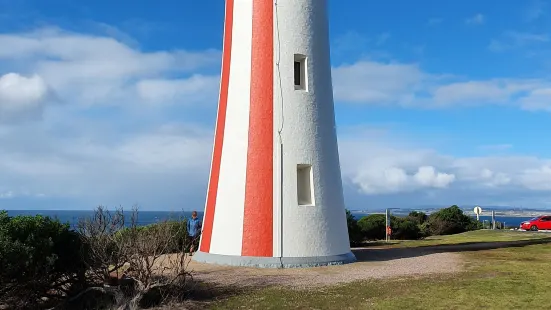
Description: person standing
xmin=186 ymin=211 xmax=201 ymax=254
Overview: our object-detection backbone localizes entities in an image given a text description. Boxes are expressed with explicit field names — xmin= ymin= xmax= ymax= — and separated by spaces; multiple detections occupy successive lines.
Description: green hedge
xmin=356 ymin=214 xmax=421 ymax=241
xmin=0 ymin=210 xmax=192 ymax=308
xmin=0 ymin=210 xmax=86 ymax=307
xmin=424 ymin=205 xmax=482 ymax=235
xmin=346 ymin=210 xmax=363 ymax=246
xmin=346 ymin=206 xmax=482 ymax=245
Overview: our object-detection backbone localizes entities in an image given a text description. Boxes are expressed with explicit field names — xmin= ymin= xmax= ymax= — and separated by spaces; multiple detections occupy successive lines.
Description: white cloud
xmin=519 ymin=88 xmax=551 ymax=111
xmin=338 ymin=128 xmax=551 ymax=206
xmin=0 ymin=190 xmax=14 ymax=199
xmin=433 ymin=81 xmax=511 ymax=105
xmin=0 ymin=73 xmax=52 ymax=121
xmin=2 ymin=25 xmax=551 ymax=211
xmin=431 ymin=79 xmax=539 ymax=106
xmin=136 ymin=75 xmax=220 ymax=105
xmin=523 ymin=0 xmax=546 ymax=22
xmin=489 ymin=31 xmax=549 ymax=52
xmin=4 ymin=119 xmax=551 ymax=208
xmin=332 ymin=61 xmax=427 ymax=105
xmin=350 ymin=164 xmax=455 ymax=195
xmin=332 ymin=59 xmax=551 ymax=110
xmin=414 ymin=166 xmax=455 ymax=188
xmin=0 ymin=121 xmax=213 ymax=206
xmin=478 ymin=169 xmax=511 ymax=187
xmin=465 ymin=14 xmax=485 ymax=25
xmin=0 ymin=27 xmax=220 ymax=110
xmin=0 ymin=26 xmax=220 ymax=208
xmin=330 ymin=35 xmax=549 ymax=111
xmin=520 ymin=166 xmax=551 ymax=190
xmin=338 ymin=128 xmax=456 ymax=195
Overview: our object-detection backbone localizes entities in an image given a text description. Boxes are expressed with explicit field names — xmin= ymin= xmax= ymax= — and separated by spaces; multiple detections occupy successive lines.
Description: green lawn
xmin=212 ymin=230 xmax=551 ymax=309
xmin=385 ymin=229 xmax=548 ymax=247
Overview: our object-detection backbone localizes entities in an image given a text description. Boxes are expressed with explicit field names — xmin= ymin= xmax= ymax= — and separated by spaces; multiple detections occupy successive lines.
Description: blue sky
xmin=1 ymin=0 xmax=551 ymax=211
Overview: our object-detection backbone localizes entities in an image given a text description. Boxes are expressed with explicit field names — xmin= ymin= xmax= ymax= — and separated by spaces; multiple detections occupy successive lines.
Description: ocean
xmin=5 ymin=210 xmax=198 ymax=229
xmin=351 ymin=214 xmax=533 ymax=228
xmin=4 ymin=210 xmax=535 ymax=228
xmin=476 ymin=215 xmax=533 ymax=227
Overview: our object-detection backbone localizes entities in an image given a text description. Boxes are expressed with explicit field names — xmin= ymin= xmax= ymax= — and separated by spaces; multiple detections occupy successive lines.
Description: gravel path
xmin=186 ymin=248 xmax=464 ymax=289
xmin=158 ymin=238 xmax=551 ymax=290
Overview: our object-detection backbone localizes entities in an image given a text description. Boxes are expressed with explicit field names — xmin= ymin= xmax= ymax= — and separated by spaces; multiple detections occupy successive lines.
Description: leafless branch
xmin=74 ymin=205 xmax=194 ymax=308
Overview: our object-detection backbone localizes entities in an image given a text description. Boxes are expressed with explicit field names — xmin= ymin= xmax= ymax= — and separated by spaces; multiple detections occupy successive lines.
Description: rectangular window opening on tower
xmin=297 ymin=164 xmax=314 ymax=206
xmin=294 ymin=54 xmax=307 ymax=91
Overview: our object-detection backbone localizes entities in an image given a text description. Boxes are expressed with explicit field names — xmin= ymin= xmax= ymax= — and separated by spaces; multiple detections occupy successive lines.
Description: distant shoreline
xmin=4 ymin=209 xmax=540 ymax=228
xmin=6 ymin=209 xmax=550 ymax=218
xmin=350 ymin=209 xmax=549 ymax=218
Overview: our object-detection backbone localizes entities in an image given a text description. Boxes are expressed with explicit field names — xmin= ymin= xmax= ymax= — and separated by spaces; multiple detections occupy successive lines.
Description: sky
xmin=1 ymin=0 xmax=551 ymax=211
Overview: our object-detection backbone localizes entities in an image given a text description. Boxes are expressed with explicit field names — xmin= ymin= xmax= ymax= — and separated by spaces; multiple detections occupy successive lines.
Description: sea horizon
xmin=5 ymin=205 xmax=551 ymax=212
xmin=4 ymin=208 xmax=543 ymax=228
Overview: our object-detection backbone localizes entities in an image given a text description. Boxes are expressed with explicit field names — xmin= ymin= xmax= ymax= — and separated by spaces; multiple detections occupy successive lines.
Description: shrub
xmin=419 ymin=222 xmax=431 ymax=238
xmin=345 ymin=210 xmax=363 ymax=246
xmin=392 ymin=217 xmax=422 ymax=240
xmin=357 ymin=214 xmax=387 ymax=240
xmin=469 ymin=219 xmax=484 ymax=230
xmin=115 ymin=220 xmax=188 ymax=254
xmin=0 ymin=210 xmax=87 ymax=309
xmin=356 ymin=214 xmax=422 ymax=241
xmin=426 ymin=205 xmax=479 ymax=236
xmin=407 ymin=211 xmax=428 ymax=225
xmin=0 ymin=207 xmax=195 ymax=309
xmin=76 ymin=206 xmax=193 ymax=309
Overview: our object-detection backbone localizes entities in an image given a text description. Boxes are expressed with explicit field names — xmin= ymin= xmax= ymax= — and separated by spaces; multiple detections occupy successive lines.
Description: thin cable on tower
xmin=274 ymin=0 xmax=284 ymax=269
xmin=274 ymin=0 xmax=284 ymax=143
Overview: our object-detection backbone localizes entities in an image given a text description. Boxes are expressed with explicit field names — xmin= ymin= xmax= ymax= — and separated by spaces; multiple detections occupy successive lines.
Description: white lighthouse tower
xmin=194 ymin=0 xmax=356 ymax=268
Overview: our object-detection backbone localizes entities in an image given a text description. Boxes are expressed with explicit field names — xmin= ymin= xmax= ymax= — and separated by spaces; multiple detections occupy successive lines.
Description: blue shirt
xmin=187 ymin=217 xmax=201 ymax=237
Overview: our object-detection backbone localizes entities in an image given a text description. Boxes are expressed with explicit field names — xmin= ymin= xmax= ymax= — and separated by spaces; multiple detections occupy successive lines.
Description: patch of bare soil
xmin=176 ymin=249 xmax=464 ymax=289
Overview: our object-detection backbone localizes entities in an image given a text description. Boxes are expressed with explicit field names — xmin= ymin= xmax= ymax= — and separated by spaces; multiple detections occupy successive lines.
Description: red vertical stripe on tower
xmin=200 ymin=0 xmax=234 ymax=253
xmin=242 ymin=0 xmax=274 ymax=257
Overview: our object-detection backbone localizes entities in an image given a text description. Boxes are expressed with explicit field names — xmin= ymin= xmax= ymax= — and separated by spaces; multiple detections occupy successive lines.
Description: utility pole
xmin=385 ymin=208 xmax=399 ymax=242
xmin=385 ymin=208 xmax=390 ymax=242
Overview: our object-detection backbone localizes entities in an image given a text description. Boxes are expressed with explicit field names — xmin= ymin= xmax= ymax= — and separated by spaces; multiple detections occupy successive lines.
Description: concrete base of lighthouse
xmin=192 ymin=251 xmax=357 ymax=268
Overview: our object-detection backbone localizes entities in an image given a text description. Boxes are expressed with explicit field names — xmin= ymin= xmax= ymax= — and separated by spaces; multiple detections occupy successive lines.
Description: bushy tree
xmin=76 ymin=206 xmax=193 ymax=308
xmin=357 ymin=214 xmax=421 ymax=241
xmin=419 ymin=222 xmax=431 ymax=238
xmin=426 ymin=205 xmax=479 ymax=236
xmin=0 ymin=207 xmax=198 ymax=310
xmin=357 ymin=214 xmax=387 ymax=240
xmin=345 ymin=210 xmax=363 ymax=246
xmin=0 ymin=210 xmax=87 ymax=309
xmin=469 ymin=219 xmax=484 ymax=231
xmin=392 ymin=217 xmax=422 ymax=240
xmin=407 ymin=211 xmax=428 ymax=225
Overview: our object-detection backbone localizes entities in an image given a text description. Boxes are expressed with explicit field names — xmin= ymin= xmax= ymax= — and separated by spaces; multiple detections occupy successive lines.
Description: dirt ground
xmin=151 ymin=237 xmax=551 ymax=309
xmin=183 ymin=246 xmax=464 ymax=289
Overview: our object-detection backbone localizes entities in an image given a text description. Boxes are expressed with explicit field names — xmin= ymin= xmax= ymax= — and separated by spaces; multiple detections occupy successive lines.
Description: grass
xmin=211 ymin=230 xmax=551 ymax=309
xmin=386 ymin=229 xmax=547 ymax=247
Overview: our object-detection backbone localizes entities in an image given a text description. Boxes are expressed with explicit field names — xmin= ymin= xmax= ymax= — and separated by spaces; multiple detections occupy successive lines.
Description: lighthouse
xmin=193 ymin=0 xmax=356 ymax=268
